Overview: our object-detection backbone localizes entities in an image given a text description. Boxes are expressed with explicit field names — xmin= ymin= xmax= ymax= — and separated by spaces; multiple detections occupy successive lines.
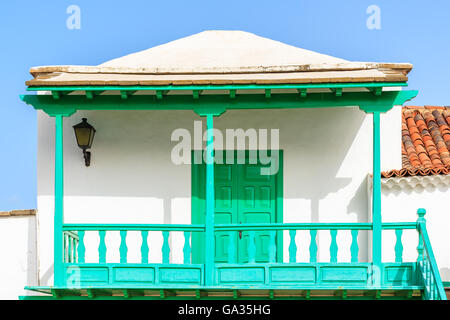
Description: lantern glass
xmin=73 ymin=118 xmax=96 ymax=150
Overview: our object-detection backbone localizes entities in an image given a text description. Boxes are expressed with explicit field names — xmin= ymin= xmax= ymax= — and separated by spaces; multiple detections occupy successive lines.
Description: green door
xmin=192 ymin=150 xmax=283 ymax=264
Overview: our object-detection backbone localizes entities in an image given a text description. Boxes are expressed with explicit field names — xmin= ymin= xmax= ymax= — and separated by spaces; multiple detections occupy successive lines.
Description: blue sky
xmin=0 ymin=0 xmax=449 ymax=210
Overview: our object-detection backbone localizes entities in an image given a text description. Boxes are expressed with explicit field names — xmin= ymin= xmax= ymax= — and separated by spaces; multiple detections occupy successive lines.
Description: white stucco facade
xmin=0 ymin=214 xmax=38 ymax=299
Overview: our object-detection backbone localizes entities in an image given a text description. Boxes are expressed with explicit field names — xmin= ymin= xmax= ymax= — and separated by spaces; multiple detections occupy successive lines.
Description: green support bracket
xmin=87 ymin=289 xmax=95 ymax=299
xmin=50 ymin=289 xmax=60 ymax=299
xmin=195 ymin=289 xmax=201 ymax=299
xmin=233 ymin=290 xmax=239 ymax=299
xmin=156 ymin=90 xmax=170 ymax=99
xmin=305 ymin=290 xmax=311 ymax=299
xmin=120 ymin=90 xmax=137 ymax=99
xmin=229 ymin=89 xmax=236 ymax=99
xmin=51 ymin=91 xmax=72 ymax=100
xmin=265 ymin=89 xmax=271 ymax=98
xmin=370 ymin=87 xmax=383 ymax=96
xmin=160 ymin=289 xmax=165 ymax=299
xmin=123 ymin=289 xmax=130 ymax=299
xmin=85 ymin=90 xmax=104 ymax=99
xmin=269 ymin=290 xmax=274 ymax=299
xmin=193 ymin=90 xmax=203 ymax=99
xmin=297 ymin=88 xmax=307 ymax=97
xmin=375 ymin=290 xmax=382 ymax=299
xmin=331 ymin=88 xmax=343 ymax=97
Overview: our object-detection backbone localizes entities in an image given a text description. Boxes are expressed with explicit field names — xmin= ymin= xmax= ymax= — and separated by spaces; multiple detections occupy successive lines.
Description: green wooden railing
xmin=60 ymin=209 xmax=446 ymax=299
xmin=416 ymin=209 xmax=447 ymax=300
xmin=214 ymin=223 xmax=373 ymax=263
xmin=63 ymin=231 xmax=79 ymax=263
xmin=62 ymin=224 xmax=205 ymax=264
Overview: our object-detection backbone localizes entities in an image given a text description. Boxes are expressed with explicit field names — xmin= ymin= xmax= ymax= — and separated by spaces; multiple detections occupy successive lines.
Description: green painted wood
xmin=215 ymin=222 xmax=372 ymax=231
xmin=237 ymin=151 xmax=281 ymax=263
xmin=77 ymin=231 xmax=85 ymax=263
xmin=141 ymin=231 xmax=149 ymax=264
xmin=63 ymin=224 xmax=205 ymax=231
xmin=309 ymin=230 xmax=318 ymax=263
xmin=162 ymin=231 xmax=170 ymax=264
xmin=394 ymin=229 xmax=403 ymax=263
xmin=227 ymin=231 xmax=237 ymax=264
xmin=119 ymin=230 xmax=128 ymax=263
xmin=417 ymin=209 xmax=447 ymax=300
xmin=247 ymin=231 xmax=256 ymax=263
xmin=372 ymin=111 xmax=382 ymax=285
xmin=330 ymin=230 xmax=338 ymax=263
xmin=63 ymin=233 xmax=68 ymax=263
xmin=350 ymin=230 xmax=359 ymax=263
xmin=289 ymin=230 xmax=297 ymax=263
xmin=98 ymin=231 xmax=107 ymax=263
xmin=192 ymin=150 xmax=283 ymax=264
xmin=21 ymin=90 xmax=418 ymax=115
xmin=205 ymin=114 xmax=215 ymax=286
xmin=183 ymin=232 xmax=191 ymax=264
xmin=68 ymin=236 xmax=73 ymax=263
xmin=269 ymin=231 xmax=276 ymax=263
xmin=54 ymin=114 xmax=64 ymax=286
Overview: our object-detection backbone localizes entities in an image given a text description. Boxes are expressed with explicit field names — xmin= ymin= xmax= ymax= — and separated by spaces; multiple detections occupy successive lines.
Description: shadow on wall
xmin=38 ymin=108 xmax=366 ymax=219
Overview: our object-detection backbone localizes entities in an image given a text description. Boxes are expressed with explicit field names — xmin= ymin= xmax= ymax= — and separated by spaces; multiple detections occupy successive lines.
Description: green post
xmin=372 ymin=111 xmax=382 ymax=285
xmin=54 ymin=114 xmax=64 ymax=287
xmin=205 ymin=114 xmax=215 ymax=286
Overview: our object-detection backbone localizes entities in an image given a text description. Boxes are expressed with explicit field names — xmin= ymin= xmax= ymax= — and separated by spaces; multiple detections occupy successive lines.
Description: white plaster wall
xmin=380 ymin=184 xmax=450 ymax=281
xmin=36 ymin=105 xmax=402 ymax=285
xmin=0 ymin=216 xmax=38 ymax=299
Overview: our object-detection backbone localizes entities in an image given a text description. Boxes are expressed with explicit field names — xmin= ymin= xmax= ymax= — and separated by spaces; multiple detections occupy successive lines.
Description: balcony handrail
xmin=214 ymin=222 xmax=417 ymax=231
xmin=62 ymin=223 xmax=205 ymax=232
xmin=63 ymin=230 xmax=79 ymax=240
xmin=417 ymin=216 xmax=446 ymax=300
xmin=215 ymin=222 xmax=373 ymax=231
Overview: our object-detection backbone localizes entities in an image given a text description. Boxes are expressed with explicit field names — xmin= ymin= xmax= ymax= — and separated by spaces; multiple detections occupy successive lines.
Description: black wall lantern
xmin=73 ymin=118 xmax=96 ymax=166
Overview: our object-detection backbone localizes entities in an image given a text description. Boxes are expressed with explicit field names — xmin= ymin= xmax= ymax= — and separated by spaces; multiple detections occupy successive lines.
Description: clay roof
xmin=26 ymin=30 xmax=412 ymax=87
xmin=382 ymin=106 xmax=450 ymax=178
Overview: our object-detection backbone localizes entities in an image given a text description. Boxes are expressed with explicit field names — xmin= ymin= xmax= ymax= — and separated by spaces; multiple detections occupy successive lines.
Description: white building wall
xmin=35 ymin=105 xmax=406 ymax=286
xmin=0 ymin=214 xmax=38 ymax=299
xmin=380 ymin=179 xmax=450 ymax=281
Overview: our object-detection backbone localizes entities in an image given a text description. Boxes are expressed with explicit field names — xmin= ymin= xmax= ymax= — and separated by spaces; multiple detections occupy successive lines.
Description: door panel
xmin=192 ymin=150 xmax=282 ymax=264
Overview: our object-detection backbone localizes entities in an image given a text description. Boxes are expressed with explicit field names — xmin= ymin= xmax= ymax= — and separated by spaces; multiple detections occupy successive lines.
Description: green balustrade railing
xmin=62 ymin=224 xmax=205 ymax=264
xmin=214 ymin=223 xmax=373 ymax=263
xmin=59 ymin=210 xmax=446 ymax=299
xmin=416 ymin=209 xmax=447 ymax=300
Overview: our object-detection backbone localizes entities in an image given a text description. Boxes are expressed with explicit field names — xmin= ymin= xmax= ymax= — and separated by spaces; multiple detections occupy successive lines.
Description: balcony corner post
xmin=372 ymin=111 xmax=382 ymax=286
xmin=205 ymin=113 xmax=215 ymax=286
xmin=54 ymin=114 xmax=65 ymax=287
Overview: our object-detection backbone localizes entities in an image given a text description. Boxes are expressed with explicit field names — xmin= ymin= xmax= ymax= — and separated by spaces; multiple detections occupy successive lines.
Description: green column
xmin=205 ymin=114 xmax=215 ymax=286
xmin=54 ymin=114 xmax=64 ymax=287
xmin=372 ymin=111 xmax=382 ymax=285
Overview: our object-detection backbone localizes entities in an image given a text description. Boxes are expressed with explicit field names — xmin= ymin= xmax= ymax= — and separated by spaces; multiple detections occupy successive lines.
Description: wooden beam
xmin=22 ymin=90 xmax=418 ymax=115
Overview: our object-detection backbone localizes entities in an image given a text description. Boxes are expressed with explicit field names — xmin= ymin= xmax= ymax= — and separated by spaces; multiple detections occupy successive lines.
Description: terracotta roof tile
xmin=382 ymin=106 xmax=450 ymax=178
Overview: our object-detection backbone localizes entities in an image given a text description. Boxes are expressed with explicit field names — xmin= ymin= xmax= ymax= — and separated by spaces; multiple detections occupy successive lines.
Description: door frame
xmin=191 ymin=150 xmax=284 ymax=264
